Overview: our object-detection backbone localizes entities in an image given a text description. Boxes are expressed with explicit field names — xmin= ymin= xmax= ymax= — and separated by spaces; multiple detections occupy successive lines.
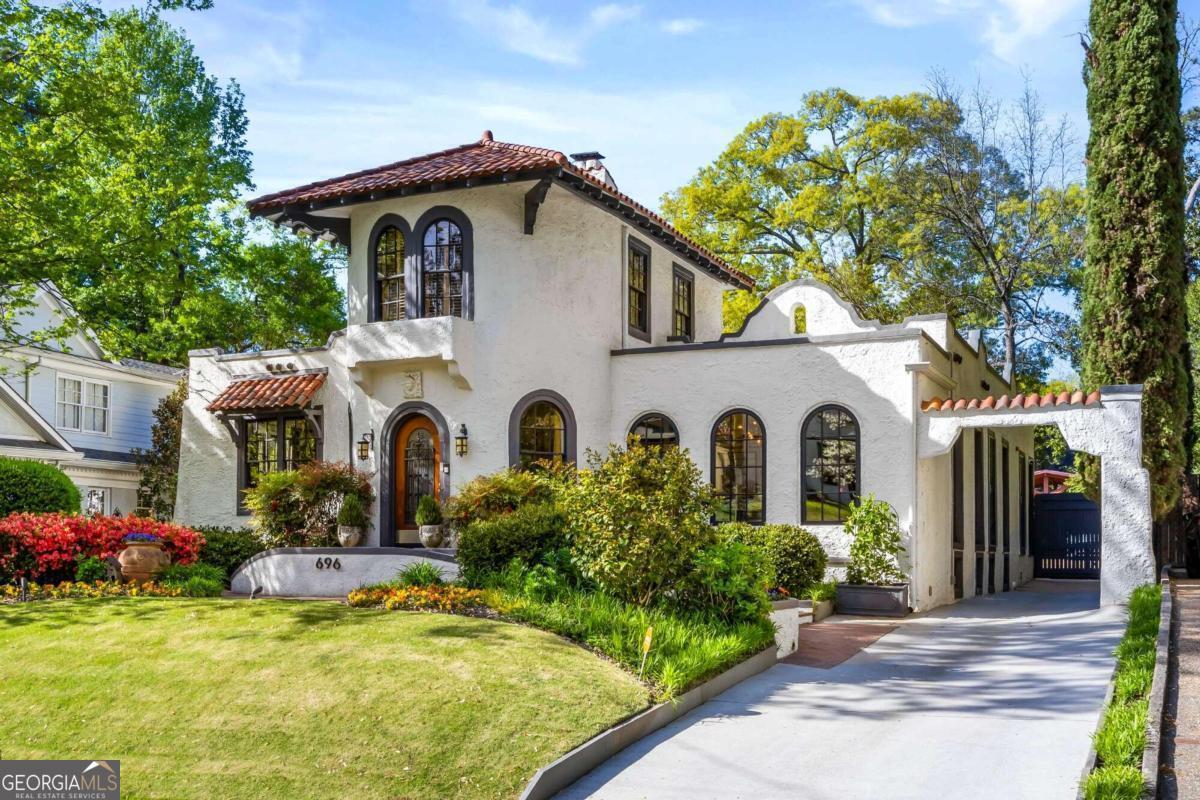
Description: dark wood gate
xmin=1032 ymin=492 xmax=1100 ymax=579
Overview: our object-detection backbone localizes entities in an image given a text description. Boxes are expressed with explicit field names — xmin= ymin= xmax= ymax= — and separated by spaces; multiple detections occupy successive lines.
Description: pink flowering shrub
xmin=0 ymin=514 xmax=203 ymax=582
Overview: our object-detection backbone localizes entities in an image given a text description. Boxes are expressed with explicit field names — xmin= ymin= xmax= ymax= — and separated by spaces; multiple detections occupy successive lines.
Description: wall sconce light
xmin=356 ymin=429 xmax=375 ymax=461
xmin=455 ymin=424 xmax=469 ymax=457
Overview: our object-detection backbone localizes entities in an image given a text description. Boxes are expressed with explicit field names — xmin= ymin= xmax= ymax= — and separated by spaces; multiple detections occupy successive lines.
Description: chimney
xmin=569 ymin=151 xmax=617 ymax=190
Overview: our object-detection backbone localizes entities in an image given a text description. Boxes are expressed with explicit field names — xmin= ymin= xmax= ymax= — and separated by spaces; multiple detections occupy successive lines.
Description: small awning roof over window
xmin=207 ymin=372 xmax=326 ymax=413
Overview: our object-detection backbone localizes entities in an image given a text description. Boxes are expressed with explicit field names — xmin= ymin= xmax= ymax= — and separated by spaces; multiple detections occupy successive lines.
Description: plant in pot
xmin=336 ymin=493 xmax=369 ymax=547
xmin=118 ymin=532 xmax=172 ymax=583
xmin=414 ymin=495 xmax=444 ymax=548
xmin=836 ymin=494 xmax=910 ymax=617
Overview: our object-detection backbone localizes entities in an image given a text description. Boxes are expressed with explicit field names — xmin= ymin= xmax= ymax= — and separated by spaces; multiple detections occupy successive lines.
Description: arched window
xmin=628 ymin=413 xmax=679 ymax=450
xmin=422 ymin=218 xmax=464 ymax=317
xmin=802 ymin=405 xmax=860 ymax=523
xmin=711 ymin=410 xmax=765 ymax=524
xmin=375 ymin=225 xmax=406 ymax=321
xmin=509 ymin=390 xmax=576 ymax=469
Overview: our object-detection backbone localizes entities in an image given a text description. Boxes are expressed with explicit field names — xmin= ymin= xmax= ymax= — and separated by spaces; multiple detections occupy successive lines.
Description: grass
xmin=488 ymin=586 xmax=776 ymax=700
xmin=0 ymin=598 xmax=647 ymax=800
xmin=1084 ymin=583 xmax=1162 ymax=800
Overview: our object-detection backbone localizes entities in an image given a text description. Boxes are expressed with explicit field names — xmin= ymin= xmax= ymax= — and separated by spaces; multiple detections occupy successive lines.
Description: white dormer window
xmin=56 ymin=375 xmax=109 ymax=434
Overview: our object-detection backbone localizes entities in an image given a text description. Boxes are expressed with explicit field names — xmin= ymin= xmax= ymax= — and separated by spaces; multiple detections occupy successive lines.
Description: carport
xmin=920 ymin=384 xmax=1153 ymax=605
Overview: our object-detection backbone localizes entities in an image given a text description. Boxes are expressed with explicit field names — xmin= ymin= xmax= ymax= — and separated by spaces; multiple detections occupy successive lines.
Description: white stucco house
xmin=0 ymin=284 xmax=183 ymax=513
xmin=175 ymin=132 xmax=1153 ymax=610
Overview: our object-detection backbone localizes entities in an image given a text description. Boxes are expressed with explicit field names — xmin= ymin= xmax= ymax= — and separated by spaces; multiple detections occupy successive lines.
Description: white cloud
xmin=661 ymin=18 xmax=705 ymax=35
xmin=851 ymin=0 xmax=1086 ymax=60
xmin=447 ymin=0 xmax=641 ymax=66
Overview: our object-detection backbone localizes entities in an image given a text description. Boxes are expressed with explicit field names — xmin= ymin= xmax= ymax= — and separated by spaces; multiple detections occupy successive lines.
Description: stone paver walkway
xmin=558 ymin=581 xmax=1124 ymax=800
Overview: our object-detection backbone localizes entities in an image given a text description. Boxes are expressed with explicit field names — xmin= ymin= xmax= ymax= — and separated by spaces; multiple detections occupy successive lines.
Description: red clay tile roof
xmin=921 ymin=390 xmax=1101 ymax=413
xmin=207 ymin=373 xmax=326 ymax=413
xmin=246 ymin=131 xmax=754 ymax=289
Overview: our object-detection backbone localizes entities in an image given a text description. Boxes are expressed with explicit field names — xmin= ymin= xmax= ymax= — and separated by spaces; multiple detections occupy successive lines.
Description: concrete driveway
xmin=558 ymin=581 xmax=1125 ymax=800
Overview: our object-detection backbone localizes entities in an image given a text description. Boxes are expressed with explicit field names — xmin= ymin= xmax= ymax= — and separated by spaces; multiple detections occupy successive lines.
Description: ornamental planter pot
xmin=835 ymin=583 xmax=910 ymax=618
xmin=419 ymin=525 xmax=445 ymax=548
xmin=337 ymin=525 xmax=364 ymax=548
xmin=117 ymin=542 xmax=171 ymax=583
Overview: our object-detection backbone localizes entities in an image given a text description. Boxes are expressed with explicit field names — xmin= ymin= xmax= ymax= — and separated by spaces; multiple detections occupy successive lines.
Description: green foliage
xmin=157 ymin=562 xmax=224 ymax=597
xmin=1082 ymin=766 xmax=1144 ymax=800
xmin=494 ymin=585 xmax=775 ymax=700
xmin=1094 ymin=702 xmax=1147 ymax=768
xmin=336 ymin=493 xmax=368 ymax=528
xmin=844 ymin=494 xmax=907 ymax=585
xmin=456 ymin=503 xmax=566 ymax=587
xmin=562 ymin=443 xmax=716 ymax=607
xmin=0 ymin=457 xmax=80 ymax=516
xmin=73 ymin=555 xmax=107 ymax=583
xmin=243 ymin=462 xmax=373 ymax=548
xmin=443 ymin=468 xmax=556 ymax=530
xmin=195 ymin=526 xmax=262 ymax=582
xmin=719 ymin=522 xmax=828 ymax=596
xmin=1081 ymin=0 xmax=1188 ymax=518
xmin=393 ymin=561 xmax=446 ymax=588
xmin=133 ymin=380 xmax=185 ymax=519
xmin=806 ymin=581 xmax=838 ymax=603
xmin=414 ymin=495 xmax=442 ymax=527
xmin=675 ymin=540 xmax=771 ymax=624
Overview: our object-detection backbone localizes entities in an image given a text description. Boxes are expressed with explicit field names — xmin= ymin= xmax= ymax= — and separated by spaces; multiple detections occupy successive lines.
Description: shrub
xmin=73 ymin=555 xmax=107 ymax=583
xmin=394 ymin=561 xmax=446 ymax=587
xmin=0 ymin=457 xmax=80 ymax=516
xmin=157 ymin=563 xmax=225 ymax=597
xmin=196 ymin=526 xmax=263 ymax=581
xmin=806 ymin=580 xmax=838 ymax=603
xmin=719 ymin=522 xmax=828 ymax=596
xmin=336 ymin=493 xmax=368 ymax=528
xmin=845 ymin=494 xmax=907 ymax=585
xmin=244 ymin=461 xmax=373 ymax=547
xmin=562 ymin=443 xmax=715 ymax=606
xmin=443 ymin=468 xmax=556 ymax=530
xmin=456 ymin=503 xmax=566 ymax=587
xmin=0 ymin=514 xmax=202 ymax=583
xmin=1082 ymin=765 xmax=1143 ymax=800
xmin=414 ymin=495 xmax=442 ymax=526
xmin=675 ymin=540 xmax=770 ymax=623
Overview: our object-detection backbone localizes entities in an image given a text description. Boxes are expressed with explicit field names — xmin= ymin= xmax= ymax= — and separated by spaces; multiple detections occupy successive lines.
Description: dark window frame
xmin=1018 ymin=450 xmax=1028 ymax=555
xmin=710 ymin=408 xmax=766 ymax=525
xmin=801 ymin=404 xmax=861 ymax=525
xmin=670 ymin=264 xmax=694 ymax=341
xmin=627 ymin=237 xmax=651 ymax=342
xmin=367 ymin=214 xmax=413 ymax=323
xmin=413 ymin=206 xmax=474 ymax=320
xmin=973 ymin=429 xmax=984 ymax=595
xmin=628 ymin=412 xmax=680 ymax=450
xmin=236 ymin=410 xmax=323 ymax=514
xmin=508 ymin=389 xmax=577 ymax=468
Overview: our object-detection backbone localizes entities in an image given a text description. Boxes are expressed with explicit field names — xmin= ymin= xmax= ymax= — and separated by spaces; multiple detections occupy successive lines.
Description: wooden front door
xmin=395 ymin=416 xmax=440 ymax=531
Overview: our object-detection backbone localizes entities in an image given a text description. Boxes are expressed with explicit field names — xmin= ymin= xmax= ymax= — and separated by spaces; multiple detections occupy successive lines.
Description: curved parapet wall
xmin=230 ymin=547 xmax=459 ymax=597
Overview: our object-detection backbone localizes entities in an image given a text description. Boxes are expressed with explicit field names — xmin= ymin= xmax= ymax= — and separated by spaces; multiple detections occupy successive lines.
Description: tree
xmin=133 ymin=379 xmax=185 ymax=519
xmin=662 ymin=89 xmax=957 ymax=326
xmin=1081 ymin=0 xmax=1189 ymax=518
xmin=905 ymin=74 xmax=1085 ymax=379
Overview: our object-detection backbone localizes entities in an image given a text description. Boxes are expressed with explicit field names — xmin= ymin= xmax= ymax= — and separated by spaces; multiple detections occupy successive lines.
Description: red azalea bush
xmin=0 ymin=514 xmax=204 ymax=582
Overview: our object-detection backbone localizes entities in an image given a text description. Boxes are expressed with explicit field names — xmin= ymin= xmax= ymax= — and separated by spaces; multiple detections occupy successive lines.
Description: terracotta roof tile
xmin=921 ymin=389 xmax=1102 ymax=414
xmin=207 ymin=373 xmax=326 ymax=413
xmin=246 ymin=132 xmax=753 ymax=289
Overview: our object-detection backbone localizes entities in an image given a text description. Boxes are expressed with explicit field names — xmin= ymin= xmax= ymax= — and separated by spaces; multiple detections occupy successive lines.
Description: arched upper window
xmin=375 ymin=225 xmax=406 ymax=321
xmin=802 ymin=404 xmax=860 ymax=524
xmin=711 ymin=410 xmax=765 ymax=524
xmin=629 ymin=413 xmax=679 ymax=450
xmin=509 ymin=390 xmax=577 ymax=469
xmin=422 ymin=218 xmax=464 ymax=318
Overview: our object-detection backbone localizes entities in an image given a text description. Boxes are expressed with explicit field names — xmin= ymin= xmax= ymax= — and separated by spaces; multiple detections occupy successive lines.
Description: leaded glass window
xmin=628 ymin=241 xmax=649 ymax=337
xmin=802 ymin=405 xmax=859 ymax=523
xmin=629 ymin=413 xmax=679 ymax=450
xmin=375 ymin=226 xmax=405 ymax=321
xmin=712 ymin=410 xmax=765 ymax=524
xmin=422 ymin=219 xmax=463 ymax=317
xmin=519 ymin=401 xmax=566 ymax=468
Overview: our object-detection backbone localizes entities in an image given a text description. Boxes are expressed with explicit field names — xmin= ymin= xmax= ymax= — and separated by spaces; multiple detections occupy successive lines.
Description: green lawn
xmin=0 ymin=598 xmax=648 ymax=800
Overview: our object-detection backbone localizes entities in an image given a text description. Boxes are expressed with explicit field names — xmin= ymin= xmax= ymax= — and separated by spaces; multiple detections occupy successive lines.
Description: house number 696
xmin=315 ymin=557 xmax=341 ymax=570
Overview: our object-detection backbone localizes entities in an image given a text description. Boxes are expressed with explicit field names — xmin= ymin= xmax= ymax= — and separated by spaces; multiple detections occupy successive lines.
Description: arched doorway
xmin=380 ymin=402 xmax=450 ymax=547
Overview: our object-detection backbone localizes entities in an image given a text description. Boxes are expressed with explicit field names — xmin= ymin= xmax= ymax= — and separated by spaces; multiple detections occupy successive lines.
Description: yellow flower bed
xmin=346 ymin=584 xmax=485 ymax=613
xmin=2 ymin=580 xmax=184 ymax=602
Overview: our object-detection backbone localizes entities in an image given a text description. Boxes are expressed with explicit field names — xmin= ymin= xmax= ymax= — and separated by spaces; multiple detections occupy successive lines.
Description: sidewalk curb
xmin=1141 ymin=567 xmax=1173 ymax=798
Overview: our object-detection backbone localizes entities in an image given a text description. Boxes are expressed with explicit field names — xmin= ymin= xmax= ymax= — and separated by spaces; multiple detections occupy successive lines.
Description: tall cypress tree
xmin=1081 ymin=0 xmax=1189 ymax=518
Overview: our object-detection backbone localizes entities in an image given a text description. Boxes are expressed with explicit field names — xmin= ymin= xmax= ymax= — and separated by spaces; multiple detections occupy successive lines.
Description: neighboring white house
xmin=175 ymin=132 xmax=1153 ymax=610
xmin=0 ymin=284 xmax=183 ymax=514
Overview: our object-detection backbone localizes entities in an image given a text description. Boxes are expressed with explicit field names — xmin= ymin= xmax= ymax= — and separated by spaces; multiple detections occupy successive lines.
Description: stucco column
xmin=1098 ymin=455 xmax=1155 ymax=605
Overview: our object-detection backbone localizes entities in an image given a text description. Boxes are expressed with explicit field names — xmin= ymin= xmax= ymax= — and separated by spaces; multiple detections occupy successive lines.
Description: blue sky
xmin=160 ymin=0 xmax=1163 ymax=208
